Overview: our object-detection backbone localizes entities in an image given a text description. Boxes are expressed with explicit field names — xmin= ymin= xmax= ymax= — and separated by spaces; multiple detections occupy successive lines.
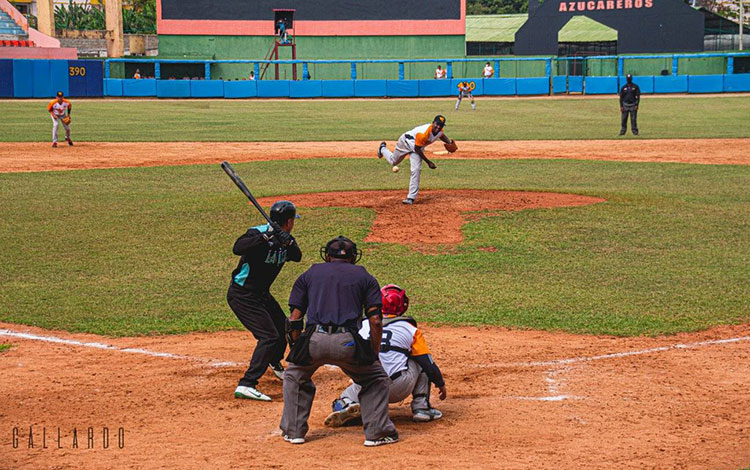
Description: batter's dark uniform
xmin=227 ymin=223 xmax=302 ymax=389
xmin=280 ymin=259 xmax=397 ymax=444
xmin=619 ymin=78 xmax=641 ymax=135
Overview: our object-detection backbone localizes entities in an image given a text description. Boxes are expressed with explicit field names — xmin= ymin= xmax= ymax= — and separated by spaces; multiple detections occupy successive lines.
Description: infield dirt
xmin=2 ymin=322 xmax=749 ymax=469
xmin=1 ymin=138 xmax=749 ymax=173
xmin=1 ymin=140 xmax=748 ymax=469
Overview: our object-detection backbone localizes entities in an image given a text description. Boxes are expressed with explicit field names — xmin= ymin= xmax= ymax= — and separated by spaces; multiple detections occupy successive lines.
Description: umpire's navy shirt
xmin=289 ymin=261 xmax=381 ymax=326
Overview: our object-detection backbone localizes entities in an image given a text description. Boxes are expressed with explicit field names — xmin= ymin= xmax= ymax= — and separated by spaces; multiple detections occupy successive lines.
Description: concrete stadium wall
xmin=586 ymin=56 xmax=728 ymax=77
xmin=95 ymin=73 xmax=750 ymax=98
xmin=158 ymin=35 xmax=466 ymax=80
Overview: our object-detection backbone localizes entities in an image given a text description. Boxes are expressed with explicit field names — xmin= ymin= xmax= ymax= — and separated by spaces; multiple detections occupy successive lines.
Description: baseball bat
xmin=220 ymin=161 xmax=274 ymax=225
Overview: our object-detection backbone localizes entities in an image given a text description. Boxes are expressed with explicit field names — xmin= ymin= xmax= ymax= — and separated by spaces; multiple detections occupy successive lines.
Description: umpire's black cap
xmin=321 ymin=235 xmax=362 ymax=264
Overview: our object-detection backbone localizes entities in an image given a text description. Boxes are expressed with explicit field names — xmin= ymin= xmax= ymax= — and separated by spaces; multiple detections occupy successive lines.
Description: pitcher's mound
xmin=258 ymin=190 xmax=605 ymax=246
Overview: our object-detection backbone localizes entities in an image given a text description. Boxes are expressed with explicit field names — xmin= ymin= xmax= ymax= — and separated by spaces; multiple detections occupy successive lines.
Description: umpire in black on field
xmin=227 ymin=200 xmax=301 ymax=402
xmin=280 ymin=236 xmax=398 ymax=447
xmin=619 ymin=74 xmax=641 ymax=136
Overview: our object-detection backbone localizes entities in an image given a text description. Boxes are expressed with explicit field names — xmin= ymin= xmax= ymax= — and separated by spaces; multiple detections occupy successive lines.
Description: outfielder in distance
xmin=47 ymin=91 xmax=73 ymax=148
xmin=325 ymin=284 xmax=447 ymax=427
xmin=377 ymin=115 xmax=457 ymax=205
xmin=455 ymin=81 xmax=476 ymax=111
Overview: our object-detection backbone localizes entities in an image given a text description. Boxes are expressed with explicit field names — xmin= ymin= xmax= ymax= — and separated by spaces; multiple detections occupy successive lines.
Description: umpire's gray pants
xmin=280 ymin=331 xmax=397 ymax=440
xmin=340 ymin=358 xmax=430 ymax=412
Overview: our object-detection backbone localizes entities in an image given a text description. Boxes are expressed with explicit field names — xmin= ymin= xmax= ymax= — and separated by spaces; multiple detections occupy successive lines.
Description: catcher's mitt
xmin=61 ymin=116 xmax=71 ymax=125
xmin=444 ymin=139 xmax=458 ymax=153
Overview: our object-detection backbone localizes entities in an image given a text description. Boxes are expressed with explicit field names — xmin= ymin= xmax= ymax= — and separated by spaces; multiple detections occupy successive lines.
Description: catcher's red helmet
xmin=381 ymin=284 xmax=409 ymax=316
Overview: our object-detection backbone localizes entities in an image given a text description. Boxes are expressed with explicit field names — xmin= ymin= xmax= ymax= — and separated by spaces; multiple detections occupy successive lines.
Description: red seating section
xmin=0 ymin=40 xmax=35 ymax=47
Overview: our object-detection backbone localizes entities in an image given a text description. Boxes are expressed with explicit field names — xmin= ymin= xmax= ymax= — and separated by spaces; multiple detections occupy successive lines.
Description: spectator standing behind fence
xmin=134 ymin=68 xmax=141 ymax=79
xmin=483 ymin=62 xmax=494 ymax=78
xmin=434 ymin=65 xmax=446 ymax=79
xmin=249 ymin=71 xmax=256 ymax=80
xmin=278 ymin=19 xmax=289 ymax=44
xmin=619 ymin=74 xmax=640 ymax=136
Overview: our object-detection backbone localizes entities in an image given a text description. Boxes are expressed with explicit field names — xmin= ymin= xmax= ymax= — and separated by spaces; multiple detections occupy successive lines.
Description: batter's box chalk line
xmin=477 ymin=335 xmax=750 ymax=402
xmin=0 ymin=329 xmax=241 ymax=368
xmin=0 ymin=328 xmax=345 ymax=371
xmin=474 ymin=335 xmax=750 ymax=369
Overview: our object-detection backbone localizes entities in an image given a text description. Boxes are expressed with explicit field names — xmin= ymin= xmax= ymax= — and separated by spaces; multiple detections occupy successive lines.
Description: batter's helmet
xmin=270 ymin=200 xmax=299 ymax=225
xmin=320 ymin=235 xmax=362 ymax=264
xmin=381 ymin=284 xmax=409 ymax=316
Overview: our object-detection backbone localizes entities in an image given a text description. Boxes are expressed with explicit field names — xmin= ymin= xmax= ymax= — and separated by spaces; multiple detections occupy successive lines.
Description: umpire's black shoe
xmin=364 ymin=432 xmax=399 ymax=447
xmin=619 ymin=130 xmax=626 ymax=136
xmin=633 ymin=130 xmax=639 ymax=136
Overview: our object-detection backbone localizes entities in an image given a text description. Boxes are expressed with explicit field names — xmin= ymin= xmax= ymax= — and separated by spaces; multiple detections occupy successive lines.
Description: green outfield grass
xmin=2 ymin=95 xmax=750 ymax=141
xmin=0 ymin=158 xmax=747 ymax=337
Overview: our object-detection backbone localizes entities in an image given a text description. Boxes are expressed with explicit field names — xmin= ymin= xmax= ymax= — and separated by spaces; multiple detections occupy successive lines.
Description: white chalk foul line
xmin=476 ymin=335 xmax=750 ymax=369
xmin=0 ymin=329 xmax=241 ymax=368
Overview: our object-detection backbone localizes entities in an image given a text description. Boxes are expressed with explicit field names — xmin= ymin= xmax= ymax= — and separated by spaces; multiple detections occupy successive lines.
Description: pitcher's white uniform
xmin=47 ymin=98 xmax=71 ymax=144
xmin=381 ymin=123 xmax=444 ymax=201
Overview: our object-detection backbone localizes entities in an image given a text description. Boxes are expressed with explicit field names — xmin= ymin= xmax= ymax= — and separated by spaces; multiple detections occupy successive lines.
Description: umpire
xmin=227 ymin=200 xmax=302 ymax=402
xmin=280 ymin=236 xmax=398 ymax=446
xmin=619 ymin=74 xmax=640 ymax=136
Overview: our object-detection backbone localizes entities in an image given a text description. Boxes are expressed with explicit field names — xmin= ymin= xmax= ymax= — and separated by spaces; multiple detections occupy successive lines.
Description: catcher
xmin=325 ymin=284 xmax=447 ymax=427
xmin=47 ymin=91 xmax=73 ymax=148
xmin=377 ymin=115 xmax=457 ymax=205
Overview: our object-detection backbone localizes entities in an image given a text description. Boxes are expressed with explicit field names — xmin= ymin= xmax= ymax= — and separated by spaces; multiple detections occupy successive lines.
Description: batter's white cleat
xmin=377 ymin=141 xmax=386 ymax=158
xmin=234 ymin=385 xmax=271 ymax=401
xmin=402 ymin=198 xmax=414 ymax=205
xmin=413 ymin=408 xmax=443 ymax=422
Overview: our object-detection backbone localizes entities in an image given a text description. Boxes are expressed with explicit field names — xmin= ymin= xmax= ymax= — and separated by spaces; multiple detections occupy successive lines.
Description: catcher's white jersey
xmin=359 ymin=319 xmax=431 ymax=377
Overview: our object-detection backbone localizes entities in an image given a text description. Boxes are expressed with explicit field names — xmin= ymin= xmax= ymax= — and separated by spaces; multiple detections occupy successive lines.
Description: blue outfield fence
xmin=3 ymin=54 xmax=750 ymax=99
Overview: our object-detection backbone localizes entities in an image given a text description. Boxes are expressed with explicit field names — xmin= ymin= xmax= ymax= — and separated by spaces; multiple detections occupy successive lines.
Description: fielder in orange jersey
xmin=325 ymin=284 xmax=447 ymax=427
xmin=377 ymin=115 xmax=455 ymax=205
xmin=456 ymin=81 xmax=475 ymax=111
xmin=47 ymin=91 xmax=73 ymax=148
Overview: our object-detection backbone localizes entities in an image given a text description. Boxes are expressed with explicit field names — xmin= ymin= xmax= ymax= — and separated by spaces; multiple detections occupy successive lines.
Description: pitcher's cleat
xmin=402 ymin=198 xmax=414 ymax=205
xmin=378 ymin=141 xmax=386 ymax=158
xmin=234 ymin=385 xmax=271 ymax=401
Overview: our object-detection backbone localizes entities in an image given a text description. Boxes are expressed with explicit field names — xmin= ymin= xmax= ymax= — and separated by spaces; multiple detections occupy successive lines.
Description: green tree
xmin=467 ymin=0 xmax=529 ymax=14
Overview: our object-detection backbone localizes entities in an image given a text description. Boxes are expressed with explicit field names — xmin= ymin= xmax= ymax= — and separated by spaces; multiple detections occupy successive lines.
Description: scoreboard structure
xmin=157 ymin=0 xmax=465 ymax=37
